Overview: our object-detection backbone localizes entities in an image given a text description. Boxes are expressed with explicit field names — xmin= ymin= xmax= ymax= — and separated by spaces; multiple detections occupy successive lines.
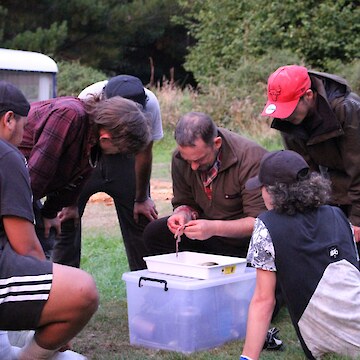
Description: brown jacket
xmin=171 ymin=128 xmax=267 ymax=224
xmin=271 ymin=71 xmax=360 ymax=225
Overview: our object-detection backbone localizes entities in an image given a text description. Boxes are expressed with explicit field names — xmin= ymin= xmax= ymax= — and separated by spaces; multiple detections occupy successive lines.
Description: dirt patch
xmin=83 ymin=179 xmax=173 ymax=231
xmin=88 ymin=179 xmax=173 ymax=205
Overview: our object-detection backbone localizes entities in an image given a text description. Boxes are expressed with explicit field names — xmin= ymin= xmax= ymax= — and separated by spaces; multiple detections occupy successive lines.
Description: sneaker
xmin=50 ymin=351 xmax=88 ymax=360
xmin=10 ymin=346 xmax=21 ymax=360
xmin=8 ymin=330 xmax=35 ymax=348
xmin=263 ymin=327 xmax=283 ymax=350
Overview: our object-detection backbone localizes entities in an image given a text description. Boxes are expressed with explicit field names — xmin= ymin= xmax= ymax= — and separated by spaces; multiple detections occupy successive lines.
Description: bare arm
xmin=183 ymin=217 xmax=256 ymax=240
xmin=133 ymin=141 xmax=158 ymax=222
xmin=4 ymin=216 xmax=46 ymax=260
xmin=353 ymin=226 xmax=360 ymax=242
xmin=242 ymin=269 xmax=276 ymax=360
xmin=42 ymin=205 xmax=80 ymax=238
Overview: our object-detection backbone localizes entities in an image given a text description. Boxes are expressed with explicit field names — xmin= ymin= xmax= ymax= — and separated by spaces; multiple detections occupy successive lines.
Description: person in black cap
xmin=241 ymin=150 xmax=360 ymax=360
xmin=58 ymin=75 xmax=163 ymax=270
xmin=0 ymin=81 xmax=99 ymax=359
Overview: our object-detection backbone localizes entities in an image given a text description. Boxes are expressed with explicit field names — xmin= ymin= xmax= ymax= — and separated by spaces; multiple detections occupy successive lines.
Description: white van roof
xmin=0 ymin=48 xmax=58 ymax=73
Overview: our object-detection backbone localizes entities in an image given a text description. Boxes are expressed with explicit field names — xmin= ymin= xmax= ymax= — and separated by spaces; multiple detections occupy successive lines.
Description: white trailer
xmin=0 ymin=48 xmax=58 ymax=102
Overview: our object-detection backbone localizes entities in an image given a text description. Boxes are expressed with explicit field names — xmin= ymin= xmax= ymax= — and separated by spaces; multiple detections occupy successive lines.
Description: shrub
xmin=56 ymin=60 xmax=107 ymax=97
xmin=152 ymin=63 xmax=284 ymax=151
xmin=152 ymin=80 xmax=199 ymax=129
xmin=329 ymin=59 xmax=360 ymax=95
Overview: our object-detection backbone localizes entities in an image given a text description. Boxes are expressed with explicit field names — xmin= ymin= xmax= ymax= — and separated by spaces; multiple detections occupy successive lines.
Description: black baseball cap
xmin=0 ymin=81 xmax=30 ymax=116
xmin=104 ymin=75 xmax=147 ymax=109
xmin=245 ymin=150 xmax=309 ymax=190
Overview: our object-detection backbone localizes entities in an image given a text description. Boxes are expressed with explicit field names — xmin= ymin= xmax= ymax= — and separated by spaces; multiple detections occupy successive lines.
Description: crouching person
xmin=0 ymin=81 xmax=99 ymax=359
xmin=241 ymin=150 xmax=360 ymax=360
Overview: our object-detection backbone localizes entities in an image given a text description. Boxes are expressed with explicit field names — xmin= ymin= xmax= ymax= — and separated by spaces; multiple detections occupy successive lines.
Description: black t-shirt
xmin=0 ymin=139 xmax=34 ymax=246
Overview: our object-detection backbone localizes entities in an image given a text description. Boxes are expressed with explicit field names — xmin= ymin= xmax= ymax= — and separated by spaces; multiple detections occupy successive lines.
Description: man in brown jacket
xmin=144 ymin=111 xmax=267 ymax=258
xmin=262 ymin=65 xmax=360 ymax=243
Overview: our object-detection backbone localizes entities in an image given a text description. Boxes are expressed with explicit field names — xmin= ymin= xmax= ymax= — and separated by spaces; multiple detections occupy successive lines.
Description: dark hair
xmin=174 ymin=112 xmax=218 ymax=146
xmin=83 ymin=95 xmax=151 ymax=154
xmin=266 ymin=172 xmax=331 ymax=215
xmin=0 ymin=110 xmax=22 ymax=121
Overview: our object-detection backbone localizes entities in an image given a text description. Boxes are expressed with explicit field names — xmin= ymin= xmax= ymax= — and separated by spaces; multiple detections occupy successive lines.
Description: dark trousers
xmin=143 ymin=216 xmax=250 ymax=258
xmin=52 ymin=153 xmax=151 ymax=271
xmin=33 ymin=200 xmax=56 ymax=260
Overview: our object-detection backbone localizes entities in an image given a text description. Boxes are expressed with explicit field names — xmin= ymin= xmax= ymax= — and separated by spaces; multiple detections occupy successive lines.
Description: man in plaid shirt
xmin=19 ymin=95 xmax=151 ymax=259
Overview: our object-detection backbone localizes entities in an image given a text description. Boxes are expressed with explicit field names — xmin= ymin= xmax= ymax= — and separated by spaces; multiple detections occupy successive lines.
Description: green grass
xmin=153 ymin=129 xmax=176 ymax=164
xmin=81 ymin=233 xmax=129 ymax=300
xmin=77 ymin=231 xmax=354 ymax=359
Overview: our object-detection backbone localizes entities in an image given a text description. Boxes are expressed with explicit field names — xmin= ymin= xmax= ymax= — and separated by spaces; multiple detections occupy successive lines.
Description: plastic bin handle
xmin=138 ymin=276 xmax=169 ymax=291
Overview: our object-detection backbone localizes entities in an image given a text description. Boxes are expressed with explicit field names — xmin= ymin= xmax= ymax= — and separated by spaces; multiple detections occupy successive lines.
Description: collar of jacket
xmin=216 ymin=128 xmax=238 ymax=172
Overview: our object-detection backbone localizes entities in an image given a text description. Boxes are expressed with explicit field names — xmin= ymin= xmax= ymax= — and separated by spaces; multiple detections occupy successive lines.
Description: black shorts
xmin=0 ymin=241 xmax=53 ymax=330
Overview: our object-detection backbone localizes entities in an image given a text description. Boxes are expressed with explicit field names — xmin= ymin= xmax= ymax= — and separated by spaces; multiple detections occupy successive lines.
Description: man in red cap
xmin=262 ymin=65 xmax=360 ymax=244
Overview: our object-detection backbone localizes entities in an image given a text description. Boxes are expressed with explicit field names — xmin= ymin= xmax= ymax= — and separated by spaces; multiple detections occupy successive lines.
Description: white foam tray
xmin=143 ymin=251 xmax=247 ymax=279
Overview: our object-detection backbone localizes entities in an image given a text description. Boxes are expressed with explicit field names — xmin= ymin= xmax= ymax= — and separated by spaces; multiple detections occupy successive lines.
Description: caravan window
xmin=0 ymin=70 xmax=55 ymax=102
xmin=0 ymin=48 xmax=58 ymax=102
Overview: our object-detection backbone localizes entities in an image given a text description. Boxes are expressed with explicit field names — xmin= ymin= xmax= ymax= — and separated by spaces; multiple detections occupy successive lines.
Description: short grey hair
xmin=174 ymin=112 xmax=218 ymax=147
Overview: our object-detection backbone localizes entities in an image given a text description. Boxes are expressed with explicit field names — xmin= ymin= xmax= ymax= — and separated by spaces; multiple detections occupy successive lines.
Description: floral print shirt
xmin=246 ymin=217 xmax=276 ymax=271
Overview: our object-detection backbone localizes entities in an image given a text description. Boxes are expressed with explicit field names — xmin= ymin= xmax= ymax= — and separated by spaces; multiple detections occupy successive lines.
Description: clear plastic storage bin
xmin=122 ymin=268 xmax=256 ymax=353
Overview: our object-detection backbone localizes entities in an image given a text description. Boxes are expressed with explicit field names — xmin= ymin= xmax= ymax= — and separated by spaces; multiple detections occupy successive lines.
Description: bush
xmin=329 ymin=59 xmax=360 ymax=95
xmin=56 ymin=60 xmax=107 ymax=97
xmin=163 ymin=51 xmax=358 ymax=150
xmin=152 ymin=80 xmax=199 ymax=129
xmin=167 ymin=51 xmax=300 ymax=148
xmin=152 ymin=58 xmax=285 ymax=151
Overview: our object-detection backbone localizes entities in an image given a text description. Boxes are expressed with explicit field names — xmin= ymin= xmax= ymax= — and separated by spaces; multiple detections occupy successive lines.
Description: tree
xmin=0 ymin=0 xmax=192 ymax=85
xmin=178 ymin=0 xmax=360 ymax=85
xmin=56 ymin=60 xmax=107 ymax=96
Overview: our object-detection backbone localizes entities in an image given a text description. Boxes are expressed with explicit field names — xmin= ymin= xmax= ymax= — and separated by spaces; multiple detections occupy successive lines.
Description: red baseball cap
xmin=261 ymin=65 xmax=311 ymax=119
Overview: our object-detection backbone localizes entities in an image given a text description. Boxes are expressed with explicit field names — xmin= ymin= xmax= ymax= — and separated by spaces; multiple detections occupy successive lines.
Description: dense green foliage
xmin=0 ymin=0 xmax=191 ymax=85
xmin=56 ymin=60 xmax=107 ymax=97
xmin=1 ymin=0 xmax=359 ymax=91
xmin=169 ymin=0 xmax=360 ymax=136
xmin=178 ymin=0 xmax=360 ymax=85
xmin=1 ymin=0 xmax=359 ymax=139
